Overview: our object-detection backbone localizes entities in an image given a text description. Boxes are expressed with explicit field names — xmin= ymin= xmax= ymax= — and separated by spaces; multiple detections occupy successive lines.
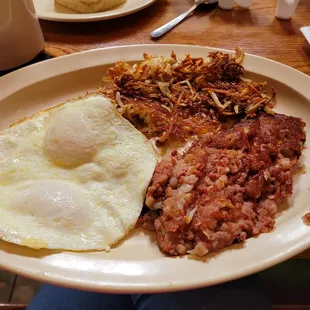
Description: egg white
xmin=0 ymin=95 xmax=157 ymax=250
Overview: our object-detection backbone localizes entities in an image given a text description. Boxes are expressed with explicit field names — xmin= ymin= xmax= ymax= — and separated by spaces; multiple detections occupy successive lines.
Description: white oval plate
xmin=0 ymin=45 xmax=310 ymax=293
xmin=33 ymin=0 xmax=156 ymax=22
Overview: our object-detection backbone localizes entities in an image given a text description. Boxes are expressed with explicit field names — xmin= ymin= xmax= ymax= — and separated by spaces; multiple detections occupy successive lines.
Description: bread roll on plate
xmin=55 ymin=0 xmax=126 ymax=13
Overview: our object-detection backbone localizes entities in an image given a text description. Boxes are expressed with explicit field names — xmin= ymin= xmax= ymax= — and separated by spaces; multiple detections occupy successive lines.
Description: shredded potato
xmin=101 ymin=48 xmax=275 ymax=145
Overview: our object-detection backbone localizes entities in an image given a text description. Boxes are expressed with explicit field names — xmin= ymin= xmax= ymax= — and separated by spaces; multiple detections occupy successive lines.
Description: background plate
xmin=0 ymin=44 xmax=310 ymax=293
xmin=34 ymin=0 xmax=156 ymax=22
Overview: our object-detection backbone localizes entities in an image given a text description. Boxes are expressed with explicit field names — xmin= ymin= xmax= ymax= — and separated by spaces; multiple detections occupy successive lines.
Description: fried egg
xmin=0 ymin=95 xmax=157 ymax=250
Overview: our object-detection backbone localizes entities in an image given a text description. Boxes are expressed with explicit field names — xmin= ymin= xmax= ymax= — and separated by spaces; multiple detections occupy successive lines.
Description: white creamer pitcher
xmin=0 ymin=0 xmax=44 ymax=71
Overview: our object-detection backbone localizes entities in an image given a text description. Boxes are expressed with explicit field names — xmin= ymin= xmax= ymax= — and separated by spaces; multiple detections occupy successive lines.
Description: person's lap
xmin=27 ymin=275 xmax=271 ymax=310
xmin=27 ymin=285 xmax=133 ymax=310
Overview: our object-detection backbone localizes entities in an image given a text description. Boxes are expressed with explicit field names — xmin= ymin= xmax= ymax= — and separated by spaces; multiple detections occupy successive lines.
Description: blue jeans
xmin=27 ymin=275 xmax=271 ymax=310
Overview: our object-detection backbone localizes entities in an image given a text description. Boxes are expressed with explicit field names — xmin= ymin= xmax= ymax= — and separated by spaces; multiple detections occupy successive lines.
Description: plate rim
xmin=33 ymin=0 xmax=156 ymax=22
xmin=1 ymin=44 xmax=310 ymax=100
xmin=0 ymin=233 xmax=309 ymax=294
xmin=0 ymin=44 xmax=310 ymax=293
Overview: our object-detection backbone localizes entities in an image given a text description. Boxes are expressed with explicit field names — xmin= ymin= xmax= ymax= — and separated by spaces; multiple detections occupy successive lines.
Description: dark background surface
xmin=0 ymin=53 xmax=52 ymax=78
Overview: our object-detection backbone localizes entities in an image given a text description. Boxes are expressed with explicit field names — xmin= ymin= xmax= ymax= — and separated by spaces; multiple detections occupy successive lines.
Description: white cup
xmin=276 ymin=0 xmax=300 ymax=20
xmin=0 ymin=0 xmax=44 ymax=71
xmin=236 ymin=0 xmax=254 ymax=9
xmin=218 ymin=0 xmax=235 ymax=10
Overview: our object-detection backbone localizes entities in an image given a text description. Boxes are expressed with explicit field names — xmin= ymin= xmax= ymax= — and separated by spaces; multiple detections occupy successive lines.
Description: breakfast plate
xmin=33 ymin=0 xmax=156 ymax=22
xmin=0 ymin=44 xmax=310 ymax=293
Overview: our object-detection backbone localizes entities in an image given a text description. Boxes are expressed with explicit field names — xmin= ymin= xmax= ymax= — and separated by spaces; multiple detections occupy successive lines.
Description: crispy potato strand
xmin=101 ymin=48 xmax=275 ymax=145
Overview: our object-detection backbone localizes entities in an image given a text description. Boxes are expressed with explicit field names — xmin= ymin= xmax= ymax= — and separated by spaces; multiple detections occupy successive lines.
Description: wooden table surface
xmin=40 ymin=0 xmax=310 ymax=258
xmin=41 ymin=0 xmax=310 ymax=76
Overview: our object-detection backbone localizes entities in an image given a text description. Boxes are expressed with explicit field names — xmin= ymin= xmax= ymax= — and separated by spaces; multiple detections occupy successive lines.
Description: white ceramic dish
xmin=33 ymin=0 xmax=156 ymax=22
xmin=0 ymin=44 xmax=310 ymax=293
